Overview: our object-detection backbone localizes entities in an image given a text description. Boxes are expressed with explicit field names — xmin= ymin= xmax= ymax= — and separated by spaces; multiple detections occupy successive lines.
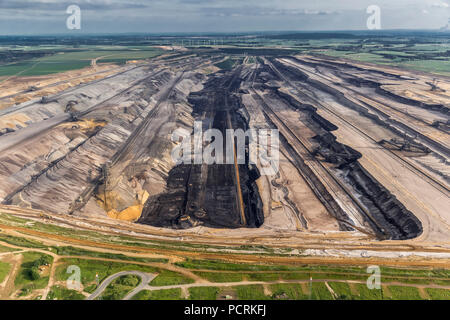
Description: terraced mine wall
xmin=277 ymin=130 xmax=354 ymax=232
xmin=276 ymin=90 xmax=338 ymax=131
xmin=287 ymin=57 xmax=449 ymax=121
xmin=139 ymin=69 xmax=263 ymax=229
xmin=1 ymin=121 xmax=105 ymax=206
xmin=312 ymin=132 xmax=422 ymax=239
xmin=4 ymin=114 xmax=138 ymax=213
xmin=317 ymin=81 xmax=446 ymax=155
xmin=90 ymin=70 xmax=205 ymax=221
xmin=266 ymin=60 xmax=423 ymax=240
xmin=293 ymin=55 xmax=406 ymax=80
xmin=344 ymin=162 xmax=423 ymax=240
xmin=0 ymin=67 xmax=183 ymax=214
xmin=375 ymin=87 xmax=449 ymax=115
xmin=275 ymin=58 xmax=447 ymax=158
xmin=252 ymin=90 xmax=354 ymax=231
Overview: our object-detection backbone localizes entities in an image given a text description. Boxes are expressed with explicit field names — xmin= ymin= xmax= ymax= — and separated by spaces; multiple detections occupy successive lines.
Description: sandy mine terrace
xmin=0 ymin=63 xmax=126 ymax=111
xmin=0 ymin=52 xmax=448 ymax=261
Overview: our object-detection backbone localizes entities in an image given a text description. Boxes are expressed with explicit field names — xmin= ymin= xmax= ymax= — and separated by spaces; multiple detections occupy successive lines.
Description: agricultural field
xmin=317 ymin=41 xmax=450 ymax=75
xmin=0 ymin=47 xmax=164 ymax=77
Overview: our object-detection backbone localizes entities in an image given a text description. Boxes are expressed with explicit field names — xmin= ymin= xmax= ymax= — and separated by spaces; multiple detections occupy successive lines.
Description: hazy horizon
xmin=0 ymin=0 xmax=448 ymax=35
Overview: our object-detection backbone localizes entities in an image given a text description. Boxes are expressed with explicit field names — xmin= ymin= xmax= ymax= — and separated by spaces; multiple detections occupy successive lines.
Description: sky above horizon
xmin=0 ymin=0 xmax=449 ymax=35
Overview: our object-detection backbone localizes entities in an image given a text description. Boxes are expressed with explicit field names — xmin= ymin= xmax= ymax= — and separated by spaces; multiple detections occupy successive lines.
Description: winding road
xmin=86 ymin=271 xmax=156 ymax=300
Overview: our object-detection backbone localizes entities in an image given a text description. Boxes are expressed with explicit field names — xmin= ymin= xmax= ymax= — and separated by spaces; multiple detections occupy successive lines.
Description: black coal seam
xmin=139 ymin=67 xmax=264 ymax=229
xmin=344 ymin=162 xmax=423 ymax=240
xmin=266 ymin=60 xmax=423 ymax=240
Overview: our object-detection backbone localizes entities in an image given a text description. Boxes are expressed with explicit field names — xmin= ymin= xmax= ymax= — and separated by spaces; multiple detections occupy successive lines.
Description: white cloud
xmin=431 ymin=1 xmax=449 ymax=8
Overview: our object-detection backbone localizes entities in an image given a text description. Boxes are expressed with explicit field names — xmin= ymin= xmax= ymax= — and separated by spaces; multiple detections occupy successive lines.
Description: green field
xmin=279 ymin=273 xmax=314 ymax=281
xmin=0 ymin=260 xmax=11 ymax=283
xmin=233 ymin=285 xmax=269 ymax=300
xmin=51 ymin=246 xmax=168 ymax=263
xmin=401 ymin=60 xmax=450 ymax=75
xmin=310 ymin=282 xmax=334 ymax=300
xmin=387 ymin=286 xmax=423 ymax=300
xmin=328 ymin=282 xmax=354 ymax=300
xmin=353 ymin=283 xmax=383 ymax=300
xmin=149 ymin=269 xmax=194 ymax=286
xmin=47 ymin=285 xmax=85 ymax=300
xmin=0 ymin=60 xmax=90 ymax=77
xmin=0 ymin=47 xmax=164 ymax=77
xmin=246 ymin=273 xmax=280 ymax=281
xmin=189 ymin=286 xmax=219 ymax=300
xmin=374 ymin=50 xmax=415 ymax=57
xmin=193 ymin=272 xmax=243 ymax=283
xmin=321 ymin=50 xmax=392 ymax=64
xmin=426 ymin=288 xmax=450 ymax=300
xmin=270 ymin=283 xmax=308 ymax=300
xmin=320 ymin=45 xmax=450 ymax=76
xmin=176 ymin=258 xmax=367 ymax=273
xmin=132 ymin=288 xmax=182 ymax=300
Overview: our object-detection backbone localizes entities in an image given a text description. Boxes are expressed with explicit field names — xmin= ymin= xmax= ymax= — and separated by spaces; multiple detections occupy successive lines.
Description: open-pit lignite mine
xmin=0 ymin=50 xmax=449 ymax=251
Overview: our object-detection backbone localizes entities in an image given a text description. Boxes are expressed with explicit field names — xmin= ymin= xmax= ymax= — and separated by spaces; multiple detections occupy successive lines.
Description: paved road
xmin=86 ymin=271 xmax=156 ymax=300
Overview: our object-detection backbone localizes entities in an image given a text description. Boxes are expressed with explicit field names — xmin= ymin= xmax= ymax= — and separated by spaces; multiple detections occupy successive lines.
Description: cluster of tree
xmin=28 ymin=255 xmax=53 ymax=281
xmin=99 ymin=275 xmax=140 ymax=300
xmin=0 ymin=50 xmax=50 ymax=64
xmin=116 ymin=275 xmax=140 ymax=287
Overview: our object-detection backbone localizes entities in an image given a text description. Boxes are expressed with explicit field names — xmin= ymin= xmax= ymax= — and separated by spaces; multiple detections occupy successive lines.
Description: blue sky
xmin=0 ymin=0 xmax=449 ymax=35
